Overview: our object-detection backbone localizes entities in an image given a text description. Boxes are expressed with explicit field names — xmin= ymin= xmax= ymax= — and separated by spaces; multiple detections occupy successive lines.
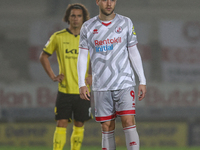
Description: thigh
xmin=55 ymin=92 xmax=73 ymax=121
xmin=114 ymin=86 xmax=136 ymax=116
xmin=72 ymin=95 xmax=92 ymax=122
xmin=93 ymin=91 xmax=116 ymax=122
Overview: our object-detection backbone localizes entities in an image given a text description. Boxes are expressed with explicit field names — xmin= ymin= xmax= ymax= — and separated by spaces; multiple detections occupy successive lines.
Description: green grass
xmin=0 ymin=146 xmax=200 ymax=150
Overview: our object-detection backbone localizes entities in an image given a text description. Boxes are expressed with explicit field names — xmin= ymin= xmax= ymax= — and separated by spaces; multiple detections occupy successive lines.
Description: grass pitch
xmin=0 ymin=146 xmax=200 ymax=150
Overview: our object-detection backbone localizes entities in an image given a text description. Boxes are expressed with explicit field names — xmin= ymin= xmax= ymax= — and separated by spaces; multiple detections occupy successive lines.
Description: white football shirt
xmin=79 ymin=14 xmax=138 ymax=91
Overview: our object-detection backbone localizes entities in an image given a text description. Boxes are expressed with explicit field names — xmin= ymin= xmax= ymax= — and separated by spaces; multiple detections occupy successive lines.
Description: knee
xmin=74 ymin=121 xmax=84 ymax=127
xmin=57 ymin=119 xmax=68 ymax=128
xmin=101 ymin=120 xmax=115 ymax=131
xmin=122 ymin=118 xmax=134 ymax=128
xmin=121 ymin=115 xmax=135 ymax=128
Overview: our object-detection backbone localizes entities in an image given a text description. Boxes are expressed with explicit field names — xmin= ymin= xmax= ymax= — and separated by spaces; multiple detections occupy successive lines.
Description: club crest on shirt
xmin=115 ymin=26 xmax=123 ymax=33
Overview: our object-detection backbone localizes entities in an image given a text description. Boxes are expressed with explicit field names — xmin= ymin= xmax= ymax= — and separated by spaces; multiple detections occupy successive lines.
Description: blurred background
xmin=0 ymin=0 xmax=200 ymax=148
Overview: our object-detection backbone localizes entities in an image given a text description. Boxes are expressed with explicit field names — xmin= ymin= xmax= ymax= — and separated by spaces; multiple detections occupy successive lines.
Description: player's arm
xmin=39 ymin=51 xmax=64 ymax=82
xmin=85 ymin=61 xmax=92 ymax=87
xmin=77 ymin=48 xmax=90 ymax=100
xmin=128 ymin=45 xmax=146 ymax=101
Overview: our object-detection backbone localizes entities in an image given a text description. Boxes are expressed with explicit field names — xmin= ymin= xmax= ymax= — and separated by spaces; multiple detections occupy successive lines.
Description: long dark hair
xmin=63 ymin=3 xmax=90 ymax=24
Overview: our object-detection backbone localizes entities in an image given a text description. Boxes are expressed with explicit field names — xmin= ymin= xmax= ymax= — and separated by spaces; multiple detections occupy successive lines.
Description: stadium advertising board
xmin=0 ymin=123 xmax=55 ymax=147
xmin=0 ymin=122 xmax=188 ymax=147
xmin=68 ymin=121 xmax=188 ymax=147
xmin=189 ymin=123 xmax=200 ymax=146
xmin=137 ymin=122 xmax=187 ymax=147
xmin=0 ymin=83 xmax=57 ymax=108
xmin=0 ymin=83 xmax=200 ymax=108
xmin=138 ymin=83 xmax=200 ymax=107
xmin=54 ymin=119 xmax=188 ymax=147
xmin=160 ymin=20 xmax=200 ymax=82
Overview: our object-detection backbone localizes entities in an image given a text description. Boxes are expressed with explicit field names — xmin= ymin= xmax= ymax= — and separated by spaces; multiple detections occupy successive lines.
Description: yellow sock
xmin=53 ymin=127 xmax=66 ymax=150
xmin=70 ymin=125 xmax=84 ymax=150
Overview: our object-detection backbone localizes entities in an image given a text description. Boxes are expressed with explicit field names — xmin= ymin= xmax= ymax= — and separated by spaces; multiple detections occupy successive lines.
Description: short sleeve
xmin=43 ymin=33 xmax=57 ymax=55
xmin=79 ymin=23 xmax=89 ymax=50
xmin=127 ymin=18 xmax=138 ymax=47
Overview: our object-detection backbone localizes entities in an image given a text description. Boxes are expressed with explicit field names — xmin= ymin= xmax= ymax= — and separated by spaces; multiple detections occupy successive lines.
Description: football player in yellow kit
xmin=39 ymin=3 xmax=92 ymax=150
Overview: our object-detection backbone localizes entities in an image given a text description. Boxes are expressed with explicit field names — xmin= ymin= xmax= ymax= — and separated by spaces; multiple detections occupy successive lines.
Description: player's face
xmin=69 ymin=9 xmax=84 ymax=28
xmin=97 ymin=0 xmax=116 ymax=16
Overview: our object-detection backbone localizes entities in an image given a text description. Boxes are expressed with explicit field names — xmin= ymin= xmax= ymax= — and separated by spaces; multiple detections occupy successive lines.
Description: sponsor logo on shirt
xmin=66 ymin=49 xmax=78 ymax=54
xmin=65 ymin=49 xmax=78 ymax=59
xmin=95 ymin=37 xmax=121 ymax=46
xmin=95 ymin=37 xmax=121 ymax=52
xmin=63 ymin=42 xmax=70 ymax=44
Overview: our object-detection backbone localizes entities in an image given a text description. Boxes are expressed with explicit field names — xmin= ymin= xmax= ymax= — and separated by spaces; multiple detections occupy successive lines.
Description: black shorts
xmin=55 ymin=91 xmax=92 ymax=122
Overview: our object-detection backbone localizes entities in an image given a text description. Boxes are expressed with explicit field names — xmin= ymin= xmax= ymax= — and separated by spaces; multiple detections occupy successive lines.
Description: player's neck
xmin=98 ymin=13 xmax=115 ymax=21
xmin=68 ymin=27 xmax=80 ymax=36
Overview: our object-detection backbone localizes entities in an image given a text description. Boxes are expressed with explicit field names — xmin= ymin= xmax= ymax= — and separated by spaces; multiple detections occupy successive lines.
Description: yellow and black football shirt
xmin=43 ymin=28 xmax=90 ymax=94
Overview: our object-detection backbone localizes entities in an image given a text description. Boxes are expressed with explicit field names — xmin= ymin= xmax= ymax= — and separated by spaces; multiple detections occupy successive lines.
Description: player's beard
xmin=101 ymin=8 xmax=115 ymax=16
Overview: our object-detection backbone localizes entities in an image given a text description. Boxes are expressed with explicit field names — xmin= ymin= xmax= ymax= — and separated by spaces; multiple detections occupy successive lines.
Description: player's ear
xmin=96 ymin=0 xmax=100 ymax=5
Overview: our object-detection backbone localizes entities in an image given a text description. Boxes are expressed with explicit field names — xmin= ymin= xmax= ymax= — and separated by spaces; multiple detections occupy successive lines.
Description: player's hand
xmin=138 ymin=84 xmax=146 ymax=101
xmin=79 ymin=86 xmax=90 ymax=101
xmin=53 ymin=74 xmax=64 ymax=83
xmin=85 ymin=74 xmax=92 ymax=87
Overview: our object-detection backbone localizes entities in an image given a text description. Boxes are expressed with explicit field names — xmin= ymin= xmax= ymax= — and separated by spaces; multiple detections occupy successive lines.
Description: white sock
xmin=123 ymin=125 xmax=139 ymax=150
xmin=102 ymin=130 xmax=116 ymax=150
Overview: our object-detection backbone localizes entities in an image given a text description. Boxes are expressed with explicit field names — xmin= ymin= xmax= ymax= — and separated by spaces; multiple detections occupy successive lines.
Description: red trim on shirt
xmin=79 ymin=47 xmax=89 ymax=50
xmin=116 ymin=110 xmax=135 ymax=116
xmin=128 ymin=43 xmax=138 ymax=48
xmin=102 ymin=22 xmax=112 ymax=26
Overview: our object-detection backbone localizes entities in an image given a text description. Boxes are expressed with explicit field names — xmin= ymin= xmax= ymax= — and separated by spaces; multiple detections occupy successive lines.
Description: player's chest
xmin=89 ymin=26 xmax=127 ymax=53
xmin=58 ymin=37 xmax=79 ymax=56
xmin=90 ymin=24 xmax=125 ymax=38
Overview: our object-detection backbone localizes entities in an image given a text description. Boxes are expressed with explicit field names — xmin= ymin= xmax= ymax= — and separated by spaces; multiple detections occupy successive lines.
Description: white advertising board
xmin=160 ymin=20 xmax=200 ymax=82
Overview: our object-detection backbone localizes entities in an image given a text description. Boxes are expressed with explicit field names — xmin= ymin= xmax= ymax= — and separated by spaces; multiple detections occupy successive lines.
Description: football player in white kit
xmin=78 ymin=0 xmax=146 ymax=150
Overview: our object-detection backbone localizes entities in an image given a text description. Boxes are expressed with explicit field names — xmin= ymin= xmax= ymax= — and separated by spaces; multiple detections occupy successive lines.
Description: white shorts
xmin=93 ymin=86 xmax=136 ymax=122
